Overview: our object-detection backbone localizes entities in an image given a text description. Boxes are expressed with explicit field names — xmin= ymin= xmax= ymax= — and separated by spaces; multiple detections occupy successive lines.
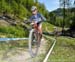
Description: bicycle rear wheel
xmin=29 ymin=29 xmax=39 ymax=57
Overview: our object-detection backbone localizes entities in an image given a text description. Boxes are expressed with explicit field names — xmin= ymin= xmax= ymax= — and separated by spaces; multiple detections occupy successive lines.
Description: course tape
xmin=43 ymin=35 xmax=56 ymax=62
xmin=0 ymin=38 xmax=29 ymax=42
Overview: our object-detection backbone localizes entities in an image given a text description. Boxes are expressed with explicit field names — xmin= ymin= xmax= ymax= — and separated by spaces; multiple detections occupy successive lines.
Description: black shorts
xmin=37 ymin=21 xmax=42 ymax=26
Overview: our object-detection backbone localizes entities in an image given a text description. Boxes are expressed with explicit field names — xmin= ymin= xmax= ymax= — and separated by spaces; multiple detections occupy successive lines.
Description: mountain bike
xmin=28 ymin=21 xmax=42 ymax=57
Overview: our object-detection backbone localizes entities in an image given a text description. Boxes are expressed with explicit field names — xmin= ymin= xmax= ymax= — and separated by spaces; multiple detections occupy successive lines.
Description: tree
xmin=59 ymin=0 xmax=71 ymax=34
xmin=49 ymin=12 xmax=56 ymax=25
xmin=70 ymin=0 xmax=75 ymax=30
xmin=0 ymin=0 xmax=48 ymax=20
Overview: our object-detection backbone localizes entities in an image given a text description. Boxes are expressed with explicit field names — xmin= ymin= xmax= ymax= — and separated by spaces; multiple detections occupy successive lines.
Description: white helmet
xmin=31 ymin=6 xmax=37 ymax=11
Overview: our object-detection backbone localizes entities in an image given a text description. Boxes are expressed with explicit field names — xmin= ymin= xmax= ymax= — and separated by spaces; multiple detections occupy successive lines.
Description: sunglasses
xmin=32 ymin=9 xmax=37 ymax=12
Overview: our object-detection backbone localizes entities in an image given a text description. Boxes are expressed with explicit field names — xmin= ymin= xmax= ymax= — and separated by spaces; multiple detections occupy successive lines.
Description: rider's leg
xmin=38 ymin=23 xmax=42 ymax=38
xmin=36 ymin=23 xmax=42 ymax=47
xmin=37 ymin=23 xmax=42 ymax=44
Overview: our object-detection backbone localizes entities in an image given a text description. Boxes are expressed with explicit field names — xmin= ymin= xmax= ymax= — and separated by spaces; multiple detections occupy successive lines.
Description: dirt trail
xmin=0 ymin=38 xmax=47 ymax=62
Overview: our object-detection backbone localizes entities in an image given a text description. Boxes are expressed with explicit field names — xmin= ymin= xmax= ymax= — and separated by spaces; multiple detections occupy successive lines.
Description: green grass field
xmin=35 ymin=36 xmax=75 ymax=62
xmin=47 ymin=36 xmax=75 ymax=62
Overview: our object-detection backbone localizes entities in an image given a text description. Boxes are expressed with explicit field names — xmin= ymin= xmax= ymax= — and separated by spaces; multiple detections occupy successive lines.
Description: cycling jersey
xmin=30 ymin=13 xmax=46 ymax=23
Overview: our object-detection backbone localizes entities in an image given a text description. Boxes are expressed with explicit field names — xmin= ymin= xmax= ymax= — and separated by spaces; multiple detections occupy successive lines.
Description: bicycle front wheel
xmin=29 ymin=29 xmax=39 ymax=57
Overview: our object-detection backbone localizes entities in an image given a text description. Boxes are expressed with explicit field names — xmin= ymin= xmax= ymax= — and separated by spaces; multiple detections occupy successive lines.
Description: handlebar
xmin=24 ymin=19 xmax=47 ymax=24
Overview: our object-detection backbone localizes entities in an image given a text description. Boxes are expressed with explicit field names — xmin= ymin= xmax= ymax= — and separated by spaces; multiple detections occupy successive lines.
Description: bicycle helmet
xmin=31 ymin=6 xmax=37 ymax=11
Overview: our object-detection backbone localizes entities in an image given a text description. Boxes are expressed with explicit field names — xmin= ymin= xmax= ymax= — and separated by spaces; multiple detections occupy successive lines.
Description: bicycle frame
xmin=31 ymin=22 xmax=39 ymax=31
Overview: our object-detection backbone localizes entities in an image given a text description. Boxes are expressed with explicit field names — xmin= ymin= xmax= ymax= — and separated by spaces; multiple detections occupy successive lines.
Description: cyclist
xmin=30 ymin=6 xmax=46 ymax=42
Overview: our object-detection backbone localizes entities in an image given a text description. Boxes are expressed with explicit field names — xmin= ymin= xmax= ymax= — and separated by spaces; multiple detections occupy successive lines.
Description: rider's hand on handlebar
xmin=30 ymin=21 xmax=38 ymax=28
xmin=30 ymin=21 xmax=35 ymax=25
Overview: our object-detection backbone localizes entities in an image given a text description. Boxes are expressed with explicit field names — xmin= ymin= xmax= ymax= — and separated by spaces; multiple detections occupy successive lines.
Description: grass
xmin=0 ymin=40 xmax=28 ymax=61
xmin=36 ymin=36 xmax=75 ymax=62
xmin=0 ymin=25 xmax=29 ymax=38
xmin=42 ymin=22 xmax=75 ymax=62
xmin=47 ymin=36 xmax=75 ymax=62
xmin=42 ymin=22 xmax=62 ymax=32
xmin=42 ymin=22 xmax=55 ymax=31
xmin=0 ymin=21 xmax=56 ymax=38
xmin=0 ymin=40 xmax=28 ymax=50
